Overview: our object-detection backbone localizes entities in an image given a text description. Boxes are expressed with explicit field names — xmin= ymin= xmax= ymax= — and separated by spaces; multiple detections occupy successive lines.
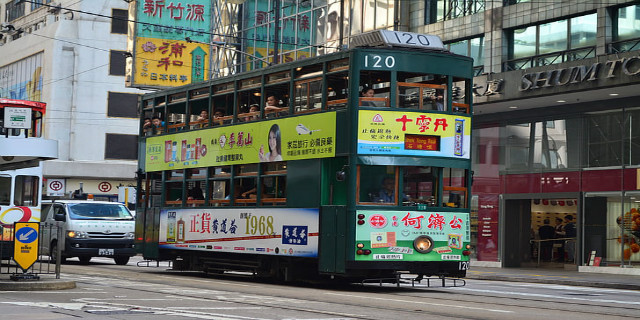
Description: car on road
xmin=40 ymin=200 xmax=136 ymax=265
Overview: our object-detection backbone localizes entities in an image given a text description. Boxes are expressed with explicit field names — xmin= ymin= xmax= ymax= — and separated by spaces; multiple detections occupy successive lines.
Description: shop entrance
xmin=503 ymin=198 xmax=578 ymax=268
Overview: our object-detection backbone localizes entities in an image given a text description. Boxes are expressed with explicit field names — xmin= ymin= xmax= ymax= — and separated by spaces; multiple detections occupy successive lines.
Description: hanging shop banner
xmin=135 ymin=0 xmax=211 ymax=43
xmin=159 ymin=208 xmax=319 ymax=258
xmin=131 ymin=0 xmax=211 ymax=88
xmin=144 ymin=111 xmax=336 ymax=172
xmin=357 ymin=110 xmax=471 ymax=159
xmin=133 ymin=37 xmax=209 ymax=87
xmin=354 ymin=210 xmax=470 ymax=262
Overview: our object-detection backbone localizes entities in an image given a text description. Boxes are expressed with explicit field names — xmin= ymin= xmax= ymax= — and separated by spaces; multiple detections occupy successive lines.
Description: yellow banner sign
xmin=358 ymin=110 xmax=471 ymax=159
xmin=13 ymin=222 xmax=39 ymax=271
xmin=145 ymin=112 xmax=336 ymax=172
xmin=133 ymin=37 xmax=209 ymax=87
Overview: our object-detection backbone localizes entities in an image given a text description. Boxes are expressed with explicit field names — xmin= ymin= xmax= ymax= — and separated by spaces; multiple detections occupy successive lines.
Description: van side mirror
xmin=54 ymin=212 xmax=66 ymax=222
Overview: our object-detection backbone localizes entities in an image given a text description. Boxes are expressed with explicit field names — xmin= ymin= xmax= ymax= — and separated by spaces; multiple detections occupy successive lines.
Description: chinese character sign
xmin=136 ymin=0 xmax=211 ymax=43
xmin=355 ymin=210 xmax=470 ymax=262
xmin=158 ymin=208 xmax=319 ymax=258
xmin=357 ymin=110 xmax=471 ymax=159
xmin=144 ymin=111 xmax=337 ymax=172
xmin=134 ymin=37 xmax=208 ymax=87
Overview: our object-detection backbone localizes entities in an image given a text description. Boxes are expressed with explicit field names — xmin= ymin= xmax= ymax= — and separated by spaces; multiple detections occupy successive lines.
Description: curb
xmin=0 ymin=279 xmax=76 ymax=291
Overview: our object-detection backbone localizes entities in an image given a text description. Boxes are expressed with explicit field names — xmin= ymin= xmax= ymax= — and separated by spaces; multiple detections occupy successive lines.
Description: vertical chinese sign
xmin=131 ymin=0 xmax=211 ymax=88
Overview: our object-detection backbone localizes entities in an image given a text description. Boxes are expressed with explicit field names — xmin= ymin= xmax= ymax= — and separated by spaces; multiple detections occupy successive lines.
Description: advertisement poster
xmin=159 ymin=208 xmax=319 ymax=257
xmin=355 ymin=210 xmax=470 ymax=261
xmin=145 ymin=112 xmax=336 ymax=172
xmin=132 ymin=0 xmax=211 ymax=87
xmin=357 ymin=110 xmax=471 ymax=159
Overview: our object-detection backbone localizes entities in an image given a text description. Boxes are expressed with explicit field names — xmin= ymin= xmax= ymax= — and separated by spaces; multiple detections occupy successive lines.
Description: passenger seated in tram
xmin=265 ymin=95 xmax=286 ymax=117
xmin=359 ymin=86 xmax=378 ymax=107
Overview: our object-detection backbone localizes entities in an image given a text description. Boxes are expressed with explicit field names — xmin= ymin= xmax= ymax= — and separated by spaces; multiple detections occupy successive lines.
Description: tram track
xmin=61 ymin=263 xmax=639 ymax=319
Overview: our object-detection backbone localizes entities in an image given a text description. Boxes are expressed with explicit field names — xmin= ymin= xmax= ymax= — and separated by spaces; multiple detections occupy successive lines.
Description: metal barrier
xmin=0 ymin=222 xmax=63 ymax=279
xmin=530 ymin=237 xmax=576 ymax=266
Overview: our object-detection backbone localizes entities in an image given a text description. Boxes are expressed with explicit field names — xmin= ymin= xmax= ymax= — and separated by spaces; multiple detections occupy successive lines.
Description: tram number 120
xmin=364 ymin=55 xmax=396 ymax=69
xmin=459 ymin=261 xmax=470 ymax=271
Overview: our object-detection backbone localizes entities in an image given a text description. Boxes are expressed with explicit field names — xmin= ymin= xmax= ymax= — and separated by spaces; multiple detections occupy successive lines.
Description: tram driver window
xmin=357 ymin=165 xmax=399 ymax=205
xmin=402 ymin=166 xmax=437 ymax=207
xmin=13 ymin=175 xmax=39 ymax=207
xmin=442 ymin=167 xmax=468 ymax=208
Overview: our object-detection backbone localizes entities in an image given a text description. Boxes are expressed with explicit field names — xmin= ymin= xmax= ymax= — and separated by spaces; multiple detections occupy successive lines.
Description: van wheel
xmin=114 ymin=256 xmax=130 ymax=265
xmin=50 ymin=242 xmax=66 ymax=264
xmin=78 ymin=256 xmax=91 ymax=264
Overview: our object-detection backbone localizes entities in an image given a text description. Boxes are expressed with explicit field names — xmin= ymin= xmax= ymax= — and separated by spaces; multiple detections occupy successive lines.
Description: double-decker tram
xmin=136 ymin=31 xmax=474 ymax=281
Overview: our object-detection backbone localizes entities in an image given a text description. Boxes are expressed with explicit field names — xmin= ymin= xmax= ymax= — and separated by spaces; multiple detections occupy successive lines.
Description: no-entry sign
xmin=13 ymin=222 xmax=39 ymax=271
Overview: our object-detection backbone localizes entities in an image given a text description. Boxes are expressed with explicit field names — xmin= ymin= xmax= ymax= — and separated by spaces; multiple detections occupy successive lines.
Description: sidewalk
xmin=467 ymin=265 xmax=640 ymax=290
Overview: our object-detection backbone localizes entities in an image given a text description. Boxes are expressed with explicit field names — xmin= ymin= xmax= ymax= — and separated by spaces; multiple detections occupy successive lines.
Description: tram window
xmin=210 ymin=180 xmax=230 ymax=206
xmin=294 ymin=77 xmax=322 ymax=113
xmin=186 ymin=181 xmax=206 ymax=206
xmin=397 ymin=83 xmax=447 ymax=110
xmin=263 ymin=162 xmax=286 ymax=173
xmin=238 ymin=89 xmax=262 ymax=120
xmin=167 ymin=102 xmax=187 ymax=132
xmin=13 ymin=175 xmax=39 ymax=207
xmin=402 ymin=167 xmax=437 ymax=207
xmin=210 ymin=165 xmax=231 ymax=177
xmin=294 ymin=63 xmax=323 ymax=79
xmin=327 ymin=72 xmax=348 ymax=109
xmin=261 ymin=176 xmax=286 ymax=206
xmin=187 ymin=168 xmax=207 ymax=179
xmin=357 ymin=165 xmax=398 ymax=205
xmin=212 ymin=93 xmax=233 ymax=125
xmin=443 ymin=168 xmax=468 ymax=208
xmin=237 ymin=164 xmax=258 ymax=175
xmin=235 ymin=177 xmax=258 ymax=206
xmin=0 ymin=175 xmax=10 ymax=205
xmin=165 ymin=181 xmax=183 ymax=206
xmin=359 ymin=70 xmax=391 ymax=107
xmin=265 ymin=82 xmax=290 ymax=117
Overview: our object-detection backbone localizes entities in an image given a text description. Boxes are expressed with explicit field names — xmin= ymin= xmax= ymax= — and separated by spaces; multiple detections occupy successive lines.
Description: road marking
xmin=454 ymin=287 xmax=640 ymax=305
xmin=324 ymin=292 xmax=513 ymax=313
xmin=1 ymin=302 xmax=86 ymax=310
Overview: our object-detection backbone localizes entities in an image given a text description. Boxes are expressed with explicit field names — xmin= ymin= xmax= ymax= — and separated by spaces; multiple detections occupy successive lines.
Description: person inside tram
xmin=265 ymin=95 xmax=286 ymax=117
xmin=151 ymin=116 xmax=164 ymax=134
xmin=427 ymin=89 xmax=445 ymax=111
xmin=372 ymin=177 xmax=409 ymax=203
xmin=360 ymin=86 xmax=378 ymax=107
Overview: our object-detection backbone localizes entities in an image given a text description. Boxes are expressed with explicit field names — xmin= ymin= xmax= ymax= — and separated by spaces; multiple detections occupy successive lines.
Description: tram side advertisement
xmin=355 ymin=210 xmax=470 ymax=261
xmin=357 ymin=110 xmax=471 ymax=159
xmin=159 ymin=208 xmax=319 ymax=257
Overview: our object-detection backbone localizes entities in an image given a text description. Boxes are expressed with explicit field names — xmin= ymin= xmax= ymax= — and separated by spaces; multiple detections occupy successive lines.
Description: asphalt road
xmin=1 ymin=256 xmax=639 ymax=319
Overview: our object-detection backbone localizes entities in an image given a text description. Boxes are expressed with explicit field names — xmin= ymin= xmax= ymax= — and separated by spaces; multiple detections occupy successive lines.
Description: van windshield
xmin=67 ymin=203 xmax=134 ymax=220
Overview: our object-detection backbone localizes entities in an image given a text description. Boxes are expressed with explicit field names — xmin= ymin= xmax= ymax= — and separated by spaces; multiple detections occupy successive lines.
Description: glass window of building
xmin=447 ymin=36 xmax=485 ymax=75
xmin=425 ymin=0 xmax=485 ymax=24
xmin=506 ymin=13 xmax=596 ymax=70
xmin=613 ymin=4 xmax=640 ymax=52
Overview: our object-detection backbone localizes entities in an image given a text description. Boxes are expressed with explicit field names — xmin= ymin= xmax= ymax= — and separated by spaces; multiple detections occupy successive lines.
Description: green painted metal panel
xmin=319 ymin=205 xmax=347 ymax=274
xmin=287 ymin=159 xmax=321 ymax=207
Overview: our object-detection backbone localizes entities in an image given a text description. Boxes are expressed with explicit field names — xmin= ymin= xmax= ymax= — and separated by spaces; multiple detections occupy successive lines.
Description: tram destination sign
xmin=3 ymin=107 xmax=31 ymax=129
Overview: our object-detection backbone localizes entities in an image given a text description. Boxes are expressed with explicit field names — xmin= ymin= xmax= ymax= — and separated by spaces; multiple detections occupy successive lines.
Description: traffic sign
xmin=13 ymin=222 xmax=39 ymax=271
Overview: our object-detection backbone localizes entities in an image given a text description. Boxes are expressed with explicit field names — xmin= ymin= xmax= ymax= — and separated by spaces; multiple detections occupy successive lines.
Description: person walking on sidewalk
xmin=564 ymin=215 xmax=577 ymax=263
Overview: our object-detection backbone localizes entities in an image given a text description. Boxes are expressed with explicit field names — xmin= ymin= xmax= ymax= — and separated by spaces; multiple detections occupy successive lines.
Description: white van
xmin=41 ymin=200 xmax=136 ymax=265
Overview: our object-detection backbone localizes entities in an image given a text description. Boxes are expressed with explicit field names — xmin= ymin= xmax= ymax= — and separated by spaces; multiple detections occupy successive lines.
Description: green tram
xmin=136 ymin=31 xmax=474 ymax=281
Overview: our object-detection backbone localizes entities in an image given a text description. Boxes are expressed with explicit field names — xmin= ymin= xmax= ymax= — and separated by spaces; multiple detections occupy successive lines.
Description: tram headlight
xmin=413 ymin=235 xmax=434 ymax=254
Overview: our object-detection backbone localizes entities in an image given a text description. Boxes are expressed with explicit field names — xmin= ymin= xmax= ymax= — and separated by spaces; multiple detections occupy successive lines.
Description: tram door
xmin=503 ymin=199 xmax=532 ymax=267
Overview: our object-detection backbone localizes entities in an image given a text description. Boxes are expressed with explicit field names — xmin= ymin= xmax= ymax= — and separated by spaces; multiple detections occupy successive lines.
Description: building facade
xmin=1 ymin=0 xmax=144 ymax=199
xmin=405 ymin=0 xmax=640 ymax=268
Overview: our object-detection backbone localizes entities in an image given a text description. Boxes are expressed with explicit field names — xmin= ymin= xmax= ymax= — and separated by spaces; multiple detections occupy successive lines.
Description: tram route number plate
xmin=99 ymin=249 xmax=114 ymax=256
xmin=459 ymin=261 xmax=470 ymax=270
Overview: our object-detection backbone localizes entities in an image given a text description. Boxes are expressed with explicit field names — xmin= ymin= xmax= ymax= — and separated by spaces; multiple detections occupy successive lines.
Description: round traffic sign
xmin=15 ymin=226 xmax=38 ymax=243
